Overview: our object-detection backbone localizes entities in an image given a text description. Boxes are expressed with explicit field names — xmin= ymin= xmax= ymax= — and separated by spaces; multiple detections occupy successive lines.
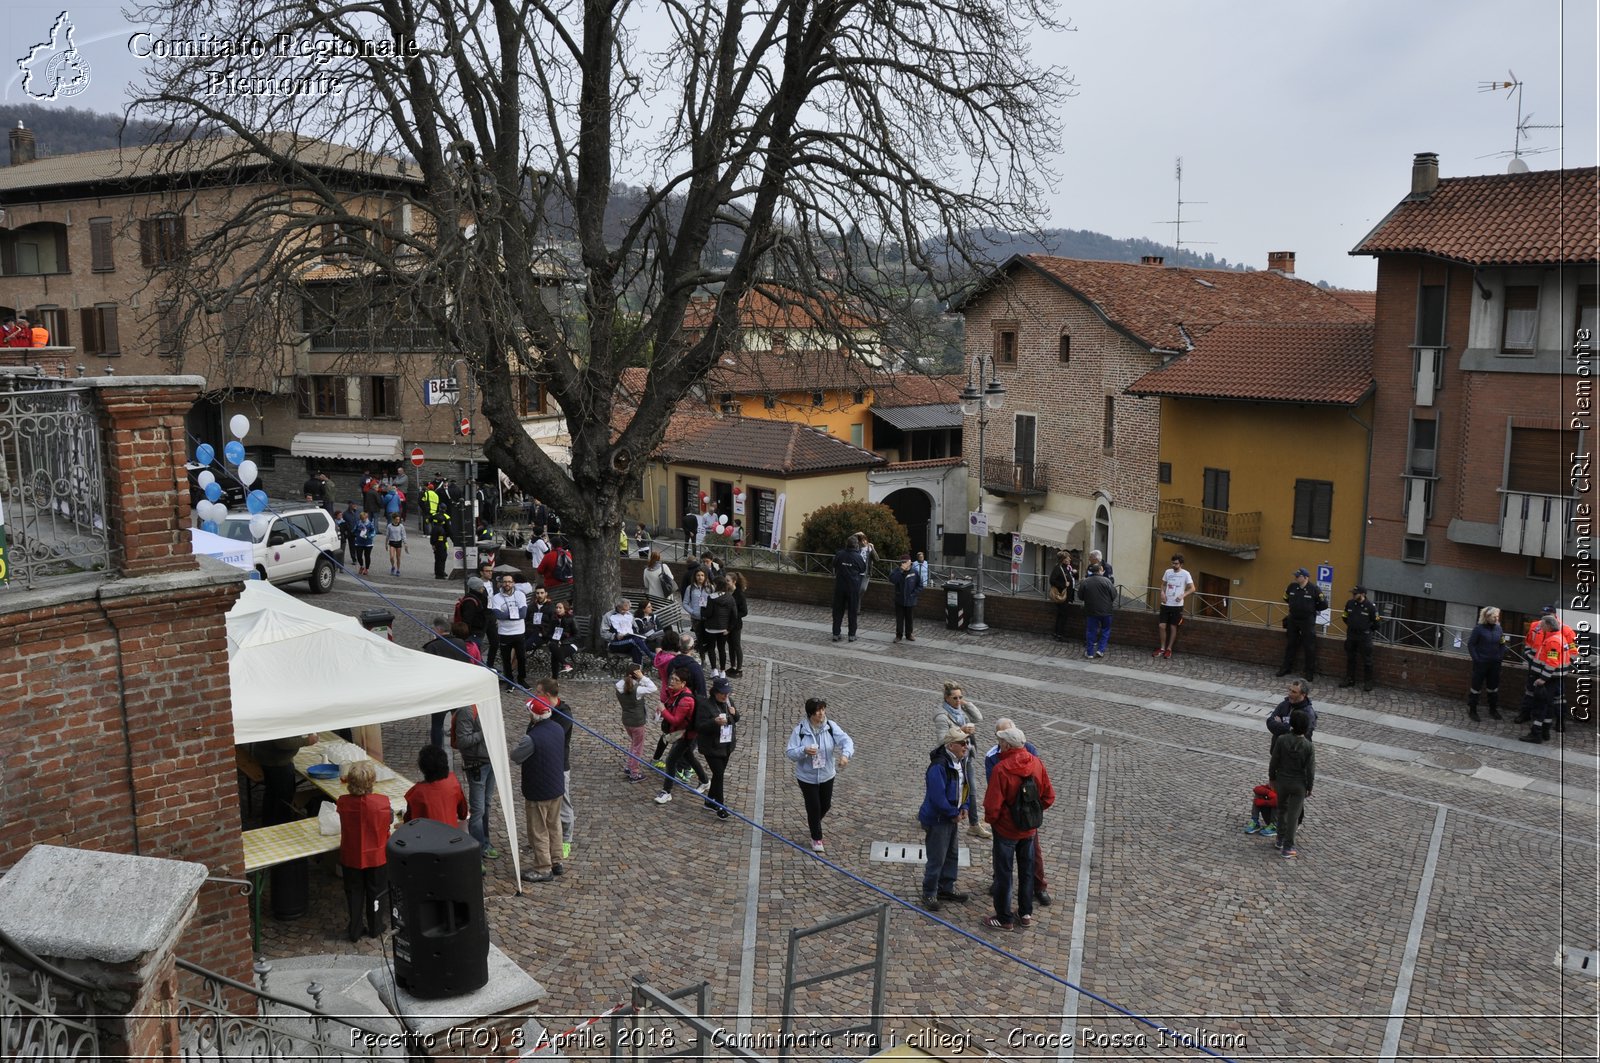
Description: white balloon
xmin=237 ymin=460 xmax=258 ymax=485
xmin=196 ymin=470 xmax=216 ymax=488
xmin=194 ymin=501 xmax=212 ymax=522
xmin=229 ymin=414 xmax=251 ymax=439
xmin=250 ymin=514 xmax=272 ymax=536
xmin=720 ymin=514 xmax=729 ymax=524
xmin=206 ymin=500 xmax=225 ymax=521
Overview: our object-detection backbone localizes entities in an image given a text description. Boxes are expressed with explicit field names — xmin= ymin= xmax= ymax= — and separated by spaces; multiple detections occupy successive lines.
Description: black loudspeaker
xmin=387 ymin=819 xmax=489 ymax=999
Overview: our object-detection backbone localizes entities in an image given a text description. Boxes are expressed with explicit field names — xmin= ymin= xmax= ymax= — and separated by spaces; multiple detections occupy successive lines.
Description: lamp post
xmin=960 ymin=354 xmax=1005 ymax=633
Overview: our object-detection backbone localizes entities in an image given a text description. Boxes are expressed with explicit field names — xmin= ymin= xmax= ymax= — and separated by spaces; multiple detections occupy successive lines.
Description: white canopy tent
xmin=226 ymin=580 xmax=522 ymax=884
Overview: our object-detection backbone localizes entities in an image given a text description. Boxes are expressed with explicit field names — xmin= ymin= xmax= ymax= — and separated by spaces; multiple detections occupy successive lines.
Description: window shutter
xmin=99 ymin=308 xmax=118 ymax=354
xmin=1312 ymin=483 xmax=1333 ymax=538
xmin=1508 ymin=428 xmax=1564 ymax=494
xmin=80 ymin=308 xmax=100 ymax=354
xmin=90 ymin=219 xmax=113 ymax=271
xmin=139 ymin=219 xmax=155 ymax=267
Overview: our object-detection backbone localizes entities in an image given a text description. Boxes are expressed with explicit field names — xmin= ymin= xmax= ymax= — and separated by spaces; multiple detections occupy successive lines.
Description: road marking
xmin=1058 ymin=742 xmax=1101 ymax=1063
xmin=735 ymin=659 xmax=775 ymax=1035
xmin=1379 ymin=806 xmax=1448 ymax=1063
xmin=869 ymin=841 xmax=972 ymax=867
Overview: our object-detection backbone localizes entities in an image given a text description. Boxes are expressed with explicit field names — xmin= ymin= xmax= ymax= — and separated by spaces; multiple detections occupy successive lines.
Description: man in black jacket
xmin=831 ymin=535 xmax=868 ymax=642
xmin=1277 ymin=568 xmax=1326 ymax=679
xmin=1340 ymin=586 xmax=1379 ymax=691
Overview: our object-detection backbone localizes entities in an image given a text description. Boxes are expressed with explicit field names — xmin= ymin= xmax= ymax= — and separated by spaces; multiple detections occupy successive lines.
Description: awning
xmin=290 ymin=432 xmax=403 ymax=461
xmin=974 ymin=503 xmax=1017 ymax=536
xmin=1018 ymin=511 xmax=1082 ymax=549
xmin=871 ymin=403 xmax=964 ymax=431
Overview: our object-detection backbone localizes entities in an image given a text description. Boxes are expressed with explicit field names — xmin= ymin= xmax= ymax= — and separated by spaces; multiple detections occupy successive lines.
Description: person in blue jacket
xmin=785 ymin=697 xmax=856 ymax=853
xmin=890 ymin=554 xmax=924 ymax=643
xmin=917 ymin=726 xmax=975 ymax=912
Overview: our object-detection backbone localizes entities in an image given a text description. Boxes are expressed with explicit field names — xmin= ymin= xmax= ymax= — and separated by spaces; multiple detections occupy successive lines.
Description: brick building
xmin=0 ymin=370 xmax=252 ymax=981
xmin=0 ymin=124 xmax=564 ymax=499
xmin=1350 ymin=152 xmax=1598 ymax=639
xmin=949 ymin=253 xmax=1369 ymax=586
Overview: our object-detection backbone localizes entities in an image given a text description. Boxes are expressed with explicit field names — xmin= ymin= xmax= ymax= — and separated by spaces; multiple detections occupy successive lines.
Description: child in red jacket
xmin=337 ymin=762 xmax=392 ymax=942
xmin=1244 ymin=782 xmax=1278 ymax=838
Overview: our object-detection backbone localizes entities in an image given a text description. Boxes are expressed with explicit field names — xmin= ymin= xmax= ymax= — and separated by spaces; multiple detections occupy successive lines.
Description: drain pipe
xmin=1348 ymin=385 xmax=1377 ymax=588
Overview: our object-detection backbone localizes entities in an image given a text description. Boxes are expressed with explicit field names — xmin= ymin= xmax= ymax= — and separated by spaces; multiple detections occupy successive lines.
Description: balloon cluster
xmin=192 ymin=414 xmax=272 ymax=540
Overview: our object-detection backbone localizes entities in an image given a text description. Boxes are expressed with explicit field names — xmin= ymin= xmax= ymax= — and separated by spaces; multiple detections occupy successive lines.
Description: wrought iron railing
xmin=175 ymin=957 xmax=387 ymax=1059
xmin=980 ymin=456 xmax=1048 ymax=494
xmin=1156 ymin=500 xmax=1262 ymax=553
xmin=0 ymin=377 xmax=111 ymax=589
xmin=0 ymin=921 xmax=110 ymax=1059
xmin=307 ymin=326 xmax=442 ymax=352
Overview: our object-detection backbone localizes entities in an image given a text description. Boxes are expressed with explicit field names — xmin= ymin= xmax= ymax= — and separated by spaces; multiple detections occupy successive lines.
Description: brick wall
xmin=0 ymin=374 xmax=253 ymax=982
xmin=617 ymin=557 xmax=1534 ymax=701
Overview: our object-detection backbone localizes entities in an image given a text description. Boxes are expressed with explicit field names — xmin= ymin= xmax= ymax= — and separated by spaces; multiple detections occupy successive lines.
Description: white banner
xmin=770 ymin=492 xmax=786 ymax=550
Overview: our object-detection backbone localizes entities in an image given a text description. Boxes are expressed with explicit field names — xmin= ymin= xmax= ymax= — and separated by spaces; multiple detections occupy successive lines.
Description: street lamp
xmin=960 ymin=354 xmax=1006 ymax=633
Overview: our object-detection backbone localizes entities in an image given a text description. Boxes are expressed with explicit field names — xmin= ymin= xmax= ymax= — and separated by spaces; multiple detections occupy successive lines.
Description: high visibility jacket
xmin=1526 ymin=623 xmax=1579 ymax=679
xmin=28 ymin=326 xmax=49 ymax=347
xmin=422 ymin=487 xmax=441 ymax=517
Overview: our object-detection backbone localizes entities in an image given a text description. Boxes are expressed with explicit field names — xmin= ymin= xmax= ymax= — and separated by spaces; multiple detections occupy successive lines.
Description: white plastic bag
xmin=317 ymin=802 xmax=341 ymax=836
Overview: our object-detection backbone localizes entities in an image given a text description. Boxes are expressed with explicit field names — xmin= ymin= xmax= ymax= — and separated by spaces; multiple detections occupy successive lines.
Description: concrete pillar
xmin=0 ymin=845 xmax=207 ymax=1060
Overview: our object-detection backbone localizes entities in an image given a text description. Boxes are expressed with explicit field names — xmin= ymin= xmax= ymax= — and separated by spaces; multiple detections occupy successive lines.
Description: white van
xmin=218 ymin=506 xmax=341 ymax=593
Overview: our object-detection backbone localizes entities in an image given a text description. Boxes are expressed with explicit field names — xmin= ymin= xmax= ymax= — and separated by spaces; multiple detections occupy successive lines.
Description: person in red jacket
xmin=336 ymin=761 xmax=393 ymax=942
xmin=404 ymin=744 xmax=468 ymax=827
xmin=653 ymin=667 xmax=708 ymax=805
xmin=981 ymin=726 xmax=1055 ymax=931
xmin=538 ymin=535 xmax=575 ymax=590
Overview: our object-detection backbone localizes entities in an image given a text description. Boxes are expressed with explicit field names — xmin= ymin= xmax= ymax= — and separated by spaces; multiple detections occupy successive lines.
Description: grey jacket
xmin=1078 ymin=573 xmax=1118 ymax=616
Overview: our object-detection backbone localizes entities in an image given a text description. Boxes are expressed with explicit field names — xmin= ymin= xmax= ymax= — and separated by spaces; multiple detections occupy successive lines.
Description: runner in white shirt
xmin=1153 ymin=553 xmax=1195 ymax=660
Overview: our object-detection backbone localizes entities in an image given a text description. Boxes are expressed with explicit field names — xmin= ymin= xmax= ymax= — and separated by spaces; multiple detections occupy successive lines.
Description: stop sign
xmin=410 ymin=447 xmax=425 ymax=467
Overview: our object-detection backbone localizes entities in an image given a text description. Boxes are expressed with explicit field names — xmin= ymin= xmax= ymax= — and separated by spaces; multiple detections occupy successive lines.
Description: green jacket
xmin=1269 ymin=733 xmax=1316 ymax=792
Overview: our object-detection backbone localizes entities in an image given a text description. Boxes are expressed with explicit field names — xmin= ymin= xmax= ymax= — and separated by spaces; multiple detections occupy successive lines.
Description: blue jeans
xmin=463 ymin=761 xmax=495 ymax=853
xmin=1085 ymin=614 xmax=1111 ymax=655
xmin=991 ymin=834 xmax=1036 ymax=923
xmin=921 ymin=818 xmax=961 ymax=899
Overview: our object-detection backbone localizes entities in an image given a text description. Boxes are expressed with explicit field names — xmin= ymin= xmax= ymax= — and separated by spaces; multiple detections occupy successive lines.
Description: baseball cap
xmin=711 ymin=676 xmax=732 ymax=695
xmin=1294 ymin=567 xmax=1310 ymax=578
xmin=1351 ymin=585 xmax=1366 ymax=595
xmin=1541 ymin=604 xmax=1559 ymax=615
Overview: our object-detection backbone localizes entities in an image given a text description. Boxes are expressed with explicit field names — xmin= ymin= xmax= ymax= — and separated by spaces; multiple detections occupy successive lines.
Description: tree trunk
xmin=569 ymin=524 xmax=621 ymax=654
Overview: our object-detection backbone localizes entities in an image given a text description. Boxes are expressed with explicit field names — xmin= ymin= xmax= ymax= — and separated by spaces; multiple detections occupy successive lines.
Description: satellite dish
xmin=1506 ymin=157 xmax=1530 ymax=174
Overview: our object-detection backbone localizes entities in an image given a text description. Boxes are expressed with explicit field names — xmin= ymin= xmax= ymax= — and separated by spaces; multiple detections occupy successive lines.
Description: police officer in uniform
xmin=1339 ymin=586 xmax=1379 ymax=691
xmin=1277 ymin=567 xmax=1326 ymax=680
xmin=431 ymin=493 xmax=453 ymax=579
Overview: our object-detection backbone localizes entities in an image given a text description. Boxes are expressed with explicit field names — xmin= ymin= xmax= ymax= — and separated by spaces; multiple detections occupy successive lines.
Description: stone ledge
xmin=368 ymin=944 xmax=546 ymax=1041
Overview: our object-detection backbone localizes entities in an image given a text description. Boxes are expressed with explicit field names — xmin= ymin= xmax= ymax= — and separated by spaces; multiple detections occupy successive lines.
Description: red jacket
xmin=337 ymin=792 xmax=392 ymax=868
xmin=661 ymin=687 xmax=698 ymax=739
xmin=537 ymin=547 xmax=573 ymax=588
xmin=404 ymin=776 xmax=467 ymax=827
xmin=982 ymin=746 xmax=1055 ymax=840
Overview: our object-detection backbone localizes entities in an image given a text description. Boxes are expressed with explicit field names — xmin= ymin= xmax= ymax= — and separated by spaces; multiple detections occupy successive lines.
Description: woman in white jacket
xmin=785 ymin=698 xmax=855 ymax=853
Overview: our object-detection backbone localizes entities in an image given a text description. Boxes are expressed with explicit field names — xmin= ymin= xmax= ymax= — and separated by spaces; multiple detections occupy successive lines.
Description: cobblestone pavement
xmin=255 ymin=574 xmax=1599 ymax=1061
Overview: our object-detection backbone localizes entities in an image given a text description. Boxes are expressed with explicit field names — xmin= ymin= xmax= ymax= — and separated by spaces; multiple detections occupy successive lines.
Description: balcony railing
xmin=1157 ymin=499 xmax=1262 ymax=557
xmin=1500 ymin=489 xmax=1580 ymax=558
xmin=981 ymin=457 xmax=1048 ymax=496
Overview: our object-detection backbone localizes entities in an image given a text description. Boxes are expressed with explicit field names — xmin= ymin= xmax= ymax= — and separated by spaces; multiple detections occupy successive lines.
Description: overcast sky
xmin=4 ymin=0 xmax=1594 ymax=290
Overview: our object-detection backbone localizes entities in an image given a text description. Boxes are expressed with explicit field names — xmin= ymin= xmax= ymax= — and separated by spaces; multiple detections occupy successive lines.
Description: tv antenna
xmin=1156 ymin=156 xmax=1214 ymax=255
xmin=1477 ymin=72 xmax=1560 ymax=167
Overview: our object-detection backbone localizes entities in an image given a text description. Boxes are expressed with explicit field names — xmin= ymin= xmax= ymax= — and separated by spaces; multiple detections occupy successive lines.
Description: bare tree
xmin=127 ymin=0 xmax=1069 ymax=635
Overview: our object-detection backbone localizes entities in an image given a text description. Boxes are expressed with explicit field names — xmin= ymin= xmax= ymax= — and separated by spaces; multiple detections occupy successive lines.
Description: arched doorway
xmin=1093 ymin=498 xmax=1112 ymax=560
xmin=883 ymin=487 xmax=934 ymax=557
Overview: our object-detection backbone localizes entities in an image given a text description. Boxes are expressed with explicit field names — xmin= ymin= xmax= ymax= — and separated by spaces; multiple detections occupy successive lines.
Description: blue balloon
xmin=246 ymin=490 xmax=269 ymax=514
xmin=223 ymin=441 xmax=246 ymax=465
xmin=204 ymin=482 xmax=222 ymax=503
xmin=200 ymin=519 xmax=218 ymax=533
xmin=195 ymin=442 xmax=215 ymax=465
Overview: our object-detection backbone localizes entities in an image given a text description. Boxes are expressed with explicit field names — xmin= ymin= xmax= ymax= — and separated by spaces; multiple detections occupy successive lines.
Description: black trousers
xmin=727 ymin=626 xmax=744 ymax=671
xmin=1283 ymin=617 xmax=1318 ymax=676
xmin=1468 ymin=658 xmax=1502 ymax=709
xmin=831 ymin=583 xmax=861 ymax=637
xmin=432 ymin=537 xmax=449 ymax=577
xmin=1344 ymin=633 xmax=1374 ymax=681
xmin=262 ymin=762 xmax=299 ymax=826
xmin=664 ymin=736 xmax=707 ymax=785
xmin=895 ymin=604 xmax=916 ymax=638
xmin=342 ymin=864 xmax=388 ymax=941
xmin=501 ymin=638 xmax=527 ymax=683
xmin=797 ymin=777 xmax=835 ymax=841
xmin=1053 ymin=602 xmax=1071 ymax=638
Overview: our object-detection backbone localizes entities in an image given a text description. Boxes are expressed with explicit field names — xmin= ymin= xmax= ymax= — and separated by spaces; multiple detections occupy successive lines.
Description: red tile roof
xmin=682 ymin=285 xmax=877 ymax=331
xmin=870 ymin=373 xmax=962 ymax=408
xmin=704 ymin=348 xmax=876 ymax=396
xmin=1351 ymin=166 xmax=1600 ymax=265
xmin=981 ymin=255 xmax=1369 ymax=352
xmin=1126 ymin=321 xmax=1374 ymax=405
xmin=654 ymin=413 xmax=883 ymax=476
xmin=1325 ymin=289 xmax=1377 ymax=317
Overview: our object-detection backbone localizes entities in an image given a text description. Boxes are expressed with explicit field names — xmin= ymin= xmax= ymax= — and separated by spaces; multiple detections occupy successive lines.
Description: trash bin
xmin=360 ymin=608 xmax=395 ymax=642
xmin=943 ymin=578 xmax=973 ymax=631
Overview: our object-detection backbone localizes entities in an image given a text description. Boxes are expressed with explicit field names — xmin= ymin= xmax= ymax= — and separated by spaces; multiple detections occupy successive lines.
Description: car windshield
xmin=218 ymin=516 xmax=262 ymax=543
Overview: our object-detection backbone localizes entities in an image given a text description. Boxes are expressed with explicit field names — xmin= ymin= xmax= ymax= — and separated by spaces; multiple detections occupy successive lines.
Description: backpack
xmin=1011 ymin=775 xmax=1044 ymax=831
xmin=452 ymin=595 xmax=470 ymax=626
xmin=553 ymin=548 xmax=574 ymax=582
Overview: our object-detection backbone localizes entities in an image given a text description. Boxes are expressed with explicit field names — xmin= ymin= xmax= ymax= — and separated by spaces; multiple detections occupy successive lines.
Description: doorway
xmin=882 ymin=487 xmax=934 ymax=557
xmin=1197 ymin=572 xmax=1230 ymax=619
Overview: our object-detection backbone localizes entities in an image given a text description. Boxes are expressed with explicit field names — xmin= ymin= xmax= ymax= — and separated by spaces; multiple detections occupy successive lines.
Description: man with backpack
xmin=981 ymin=725 xmax=1055 ymax=932
xmin=539 ymin=536 xmax=576 ymax=590
xmin=983 ymin=717 xmax=1053 ymax=907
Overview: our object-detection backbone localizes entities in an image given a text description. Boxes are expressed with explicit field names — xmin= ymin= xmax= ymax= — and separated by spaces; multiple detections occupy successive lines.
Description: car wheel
xmin=309 ymin=556 xmax=336 ymax=594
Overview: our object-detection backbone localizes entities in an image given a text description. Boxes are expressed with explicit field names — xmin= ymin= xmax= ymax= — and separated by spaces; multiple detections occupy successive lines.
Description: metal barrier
xmin=778 ymin=904 xmax=888 ymax=1061
xmin=0 ymin=377 xmax=111 ymax=589
xmin=175 ymin=956 xmax=386 ymax=1059
xmin=0 ymin=921 xmax=108 ymax=1059
xmin=609 ymin=978 xmax=766 ymax=1063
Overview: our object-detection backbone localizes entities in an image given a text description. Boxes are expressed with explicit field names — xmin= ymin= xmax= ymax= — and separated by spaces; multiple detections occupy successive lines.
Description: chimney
xmin=1410 ymin=152 xmax=1439 ymax=197
xmin=10 ymin=122 xmax=37 ymax=166
xmin=1267 ymin=251 xmax=1296 ymax=274
xmin=1140 ymin=255 xmax=1164 ymax=266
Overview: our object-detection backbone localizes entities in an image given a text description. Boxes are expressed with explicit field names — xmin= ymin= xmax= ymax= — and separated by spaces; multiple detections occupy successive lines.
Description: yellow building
xmin=629 ymin=412 xmax=884 ymax=549
xmin=1126 ymin=320 xmax=1375 ymax=614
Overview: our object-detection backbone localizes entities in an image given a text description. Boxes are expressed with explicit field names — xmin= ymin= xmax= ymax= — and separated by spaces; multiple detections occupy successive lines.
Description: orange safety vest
xmin=1526 ymin=623 xmax=1578 ymax=675
xmin=28 ymin=326 xmax=49 ymax=347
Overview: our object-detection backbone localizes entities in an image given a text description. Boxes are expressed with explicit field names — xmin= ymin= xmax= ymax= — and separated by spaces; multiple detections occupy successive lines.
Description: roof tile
xmin=1126 ymin=321 xmax=1373 ymax=405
